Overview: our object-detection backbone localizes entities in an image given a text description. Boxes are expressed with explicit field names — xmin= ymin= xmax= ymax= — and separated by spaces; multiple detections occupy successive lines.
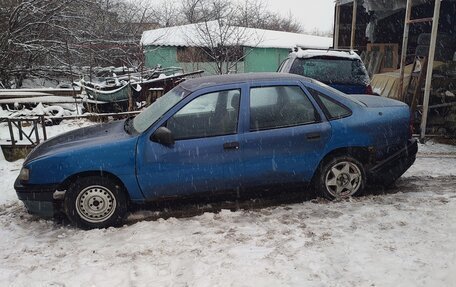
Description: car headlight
xmin=18 ymin=167 xmax=30 ymax=181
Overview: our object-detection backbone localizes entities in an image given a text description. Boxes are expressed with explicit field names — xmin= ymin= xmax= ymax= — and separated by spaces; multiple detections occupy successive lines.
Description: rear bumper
xmin=14 ymin=178 xmax=61 ymax=218
xmin=368 ymin=139 xmax=418 ymax=184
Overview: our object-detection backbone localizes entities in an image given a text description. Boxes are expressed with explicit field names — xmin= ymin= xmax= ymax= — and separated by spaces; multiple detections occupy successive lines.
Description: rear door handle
xmin=306 ymin=133 xmax=321 ymax=140
xmin=223 ymin=141 xmax=240 ymax=150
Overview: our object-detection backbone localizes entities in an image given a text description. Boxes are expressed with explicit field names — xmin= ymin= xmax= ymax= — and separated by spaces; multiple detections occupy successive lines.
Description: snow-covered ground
xmin=1 ymin=121 xmax=456 ymax=286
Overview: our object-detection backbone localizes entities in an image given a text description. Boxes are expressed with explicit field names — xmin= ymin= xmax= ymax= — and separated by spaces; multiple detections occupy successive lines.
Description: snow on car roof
xmin=293 ymin=48 xmax=362 ymax=60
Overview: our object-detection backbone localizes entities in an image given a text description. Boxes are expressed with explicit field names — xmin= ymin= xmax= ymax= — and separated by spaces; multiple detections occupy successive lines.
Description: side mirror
xmin=151 ymin=127 xmax=175 ymax=146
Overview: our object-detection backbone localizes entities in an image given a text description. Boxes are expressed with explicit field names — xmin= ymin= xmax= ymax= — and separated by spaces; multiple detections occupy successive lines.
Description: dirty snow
xmin=0 ymin=124 xmax=456 ymax=286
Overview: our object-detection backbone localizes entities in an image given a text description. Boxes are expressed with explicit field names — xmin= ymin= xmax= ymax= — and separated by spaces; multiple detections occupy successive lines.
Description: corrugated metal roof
xmin=141 ymin=21 xmax=332 ymax=50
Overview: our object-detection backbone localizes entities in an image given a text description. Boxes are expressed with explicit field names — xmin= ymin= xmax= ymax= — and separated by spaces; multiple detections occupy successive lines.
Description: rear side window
xmin=250 ymin=87 xmax=278 ymax=108
xmin=307 ymin=88 xmax=351 ymax=120
xmin=250 ymin=86 xmax=318 ymax=131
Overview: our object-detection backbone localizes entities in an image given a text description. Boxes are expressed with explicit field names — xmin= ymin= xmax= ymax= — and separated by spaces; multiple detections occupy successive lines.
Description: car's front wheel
xmin=315 ymin=156 xmax=366 ymax=200
xmin=64 ymin=176 xmax=128 ymax=229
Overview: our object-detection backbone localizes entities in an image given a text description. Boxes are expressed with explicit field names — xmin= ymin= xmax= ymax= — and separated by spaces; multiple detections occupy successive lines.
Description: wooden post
xmin=334 ymin=1 xmax=341 ymax=49
xmin=33 ymin=119 xmax=40 ymax=145
xmin=41 ymin=116 xmax=47 ymax=140
xmin=127 ymin=72 xmax=133 ymax=111
xmin=398 ymin=0 xmax=413 ymax=100
xmin=148 ymin=88 xmax=164 ymax=105
xmin=7 ymin=119 xmax=15 ymax=146
xmin=420 ymin=0 xmax=442 ymax=141
xmin=350 ymin=0 xmax=357 ymax=50
xmin=17 ymin=120 xmax=23 ymax=141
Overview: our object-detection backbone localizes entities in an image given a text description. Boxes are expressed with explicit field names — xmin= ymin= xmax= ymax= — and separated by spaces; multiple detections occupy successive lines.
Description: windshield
xmin=290 ymin=57 xmax=370 ymax=86
xmin=132 ymin=86 xmax=189 ymax=133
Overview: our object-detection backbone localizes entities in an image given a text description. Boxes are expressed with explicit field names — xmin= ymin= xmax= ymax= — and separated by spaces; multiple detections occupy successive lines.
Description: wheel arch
xmin=59 ymin=171 xmax=132 ymax=203
xmin=313 ymin=146 xmax=374 ymax=180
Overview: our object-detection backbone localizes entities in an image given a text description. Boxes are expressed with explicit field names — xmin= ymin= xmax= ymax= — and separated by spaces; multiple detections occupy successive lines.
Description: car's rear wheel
xmin=64 ymin=176 xmax=128 ymax=229
xmin=316 ymin=156 xmax=365 ymax=200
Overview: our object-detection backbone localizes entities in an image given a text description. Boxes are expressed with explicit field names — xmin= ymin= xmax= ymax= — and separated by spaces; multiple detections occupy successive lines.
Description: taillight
xmin=365 ymin=84 xmax=374 ymax=95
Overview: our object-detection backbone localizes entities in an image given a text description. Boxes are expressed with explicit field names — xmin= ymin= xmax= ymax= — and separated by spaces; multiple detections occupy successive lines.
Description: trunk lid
xmin=350 ymin=94 xmax=407 ymax=108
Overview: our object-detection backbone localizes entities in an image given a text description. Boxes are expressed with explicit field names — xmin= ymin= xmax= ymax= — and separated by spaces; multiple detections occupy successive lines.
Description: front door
xmin=136 ymin=88 xmax=243 ymax=198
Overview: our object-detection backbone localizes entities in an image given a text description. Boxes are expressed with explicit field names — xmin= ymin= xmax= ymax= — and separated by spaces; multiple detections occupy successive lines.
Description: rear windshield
xmin=289 ymin=57 xmax=370 ymax=86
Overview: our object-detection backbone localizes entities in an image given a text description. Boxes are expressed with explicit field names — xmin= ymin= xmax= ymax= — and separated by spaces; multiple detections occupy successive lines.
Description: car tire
xmin=315 ymin=156 xmax=366 ymax=200
xmin=64 ymin=176 xmax=128 ymax=229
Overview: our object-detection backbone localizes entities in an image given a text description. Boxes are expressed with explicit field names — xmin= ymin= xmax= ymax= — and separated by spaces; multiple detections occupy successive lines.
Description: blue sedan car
xmin=15 ymin=73 xmax=417 ymax=229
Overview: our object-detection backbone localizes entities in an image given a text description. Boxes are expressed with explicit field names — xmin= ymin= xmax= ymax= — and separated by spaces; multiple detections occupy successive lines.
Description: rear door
xmin=239 ymin=82 xmax=331 ymax=187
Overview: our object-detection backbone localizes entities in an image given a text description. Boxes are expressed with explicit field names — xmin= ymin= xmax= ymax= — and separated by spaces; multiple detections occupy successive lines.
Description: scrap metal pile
xmin=0 ymin=66 xmax=204 ymax=119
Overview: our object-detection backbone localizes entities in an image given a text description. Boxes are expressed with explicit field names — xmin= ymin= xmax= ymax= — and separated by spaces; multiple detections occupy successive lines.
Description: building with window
xmin=141 ymin=21 xmax=332 ymax=75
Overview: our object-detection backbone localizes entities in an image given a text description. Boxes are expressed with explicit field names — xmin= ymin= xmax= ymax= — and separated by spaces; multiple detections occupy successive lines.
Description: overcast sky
xmin=264 ymin=0 xmax=335 ymax=32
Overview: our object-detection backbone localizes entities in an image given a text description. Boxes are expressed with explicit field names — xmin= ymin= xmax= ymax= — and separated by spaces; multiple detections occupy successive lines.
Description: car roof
xmin=180 ymin=72 xmax=312 ymax=92
xmin=290 ymin=48 xmax=362 ymax=61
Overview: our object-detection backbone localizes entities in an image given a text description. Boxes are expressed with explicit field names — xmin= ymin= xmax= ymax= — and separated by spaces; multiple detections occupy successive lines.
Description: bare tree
xmin=0 ymin=0 xmax=307 ymax=87
xmin=0 ymin=0 xmax=80 ymax=87
xmin=264 ymin=12 xmax=303 ymax=33
xmin=0 ymin=0 xmax=154 ymax=88
xmin=181 ymin=0 xmax=207 ymax=24
xmin=177 ymin=0 xmax=303 ymax=32
xmin=181 ymin=0 xmax=263 ymax=74
xmin=150 ymin=0 xmax=182 ymax=27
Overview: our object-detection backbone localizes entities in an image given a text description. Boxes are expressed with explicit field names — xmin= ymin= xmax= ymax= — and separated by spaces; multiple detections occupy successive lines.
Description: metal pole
xmin=398 ymin=0 xmax=413 ymax=100
xmin=350 ymin=0 xmax=357 ymax=50
xmin=334 ymin=1 xmax=341 ymax=49
xmin=420 ymin=0 xmax=442 ymax=141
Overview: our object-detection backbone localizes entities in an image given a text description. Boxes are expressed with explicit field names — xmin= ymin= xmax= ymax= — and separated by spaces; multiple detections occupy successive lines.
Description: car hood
xmin=25 ymin=119 xmax=131 ymax=164
xmin=349 ymin=94 xmax=408 ymax=108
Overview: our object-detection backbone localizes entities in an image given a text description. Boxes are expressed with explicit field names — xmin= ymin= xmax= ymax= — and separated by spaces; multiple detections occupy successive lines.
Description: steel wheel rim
xmin=75 ymin=185 xmax=116 ymax=223
xmin=325 ymin=161 xmax=362 ymax=198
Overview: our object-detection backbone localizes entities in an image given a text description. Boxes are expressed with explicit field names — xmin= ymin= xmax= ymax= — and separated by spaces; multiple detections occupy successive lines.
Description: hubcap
xmin=325 ymin=161 xmax=362 ymax=198
xmin=75 ymin=185 xmax=116 ymax=223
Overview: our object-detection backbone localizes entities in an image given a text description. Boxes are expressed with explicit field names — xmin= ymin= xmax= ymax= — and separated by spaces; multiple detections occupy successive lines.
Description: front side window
xmin=307 ymin=87 xmax=351 ymax=120
xmin=166 ymin=89 xmax=240 ymax=140
xmin=250 ymin=86 xmax=318 ymax=131
xmin=133 ymin=86 xmax=189 ymax=133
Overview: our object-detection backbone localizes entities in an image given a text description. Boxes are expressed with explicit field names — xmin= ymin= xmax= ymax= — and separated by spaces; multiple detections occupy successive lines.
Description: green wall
xmin=144 ymin=46 xmax=290 ymax=74
xmin=180 ymin=62 xmax=245 ymax=75
xmin=144 ymin=46 xmax=179 ymax=69
xmin=243 ymin=47 xmax=290 ymax=73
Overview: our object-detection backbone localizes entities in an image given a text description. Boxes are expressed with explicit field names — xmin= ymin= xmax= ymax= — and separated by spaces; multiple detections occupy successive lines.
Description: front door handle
xmin=306 ymin=133 xmax=321 ymax=140
xmin=223 ymin=141 xmax=240 ymax=150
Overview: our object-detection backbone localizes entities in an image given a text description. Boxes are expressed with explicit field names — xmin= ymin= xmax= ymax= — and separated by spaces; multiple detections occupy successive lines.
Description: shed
xmin=140 ymin=21 xmax=332 ymax=75
xmin=334 ymin=0 xmax=456 ymax=139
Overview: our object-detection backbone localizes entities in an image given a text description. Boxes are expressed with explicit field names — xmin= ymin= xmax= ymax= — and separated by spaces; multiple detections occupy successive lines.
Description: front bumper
xmin=368 ymin=139 xmax=418 ymax=184
xmin=14 ymin=178 xmax=62 ymax=218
